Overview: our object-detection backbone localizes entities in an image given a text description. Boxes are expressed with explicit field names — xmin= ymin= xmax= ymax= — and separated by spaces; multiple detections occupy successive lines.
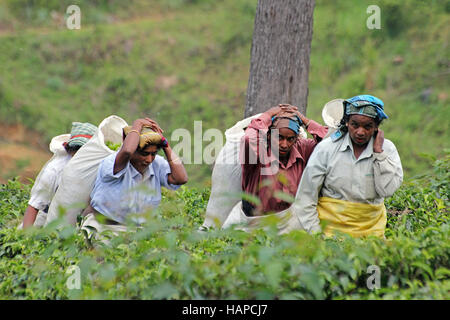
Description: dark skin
xmin=246 ymin=104 xmax=310 ymax=214
xmin=346 ymin=114 xmax=384 ymax=159
xmin=276 ymin=127 xmax=297 ymax=166
xmin=22 ymin=149 xmax=77 ymax=229
xmin=265 ymin=104 xmax=311 ymax=166
xmin=22 ymin=206 xmax=40 ymax=229
xmin=115 ymin=117 xmax=188 ymax=185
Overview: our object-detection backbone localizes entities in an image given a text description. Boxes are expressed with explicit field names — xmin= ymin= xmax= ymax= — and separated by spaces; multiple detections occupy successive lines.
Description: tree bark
xmin=244 ymin=0 xmax=315 ymax=117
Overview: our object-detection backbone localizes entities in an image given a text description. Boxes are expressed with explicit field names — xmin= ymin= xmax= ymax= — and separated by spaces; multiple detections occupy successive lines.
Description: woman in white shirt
xmin=22 ymin=122 xmax=97 ymax=228
xmin=292 ymin=95 xmax=403 ymax=238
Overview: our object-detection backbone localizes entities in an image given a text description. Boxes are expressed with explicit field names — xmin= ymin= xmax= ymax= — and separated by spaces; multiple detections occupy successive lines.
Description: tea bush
xmin=0 ymin=155 xmax=448 ymax=299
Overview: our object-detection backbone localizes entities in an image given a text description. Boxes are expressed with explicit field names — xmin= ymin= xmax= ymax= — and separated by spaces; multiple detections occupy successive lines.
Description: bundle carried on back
xmin=46 ymin=115 xmax=127 ymax=226
xmin=201 ymin=114 xmax=262 ymax=229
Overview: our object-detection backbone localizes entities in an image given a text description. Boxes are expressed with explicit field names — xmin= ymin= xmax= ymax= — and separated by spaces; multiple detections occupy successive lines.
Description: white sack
xmin=31 ymin=134 xmax=70 ymax=193
xmin=221 ymin=201 xmax=302 ymax=235
xmin=45 ymin=115 xmax=127 ymax=226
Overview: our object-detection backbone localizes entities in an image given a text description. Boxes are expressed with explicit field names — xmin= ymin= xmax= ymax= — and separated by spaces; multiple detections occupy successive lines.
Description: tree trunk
xmin=244 ymin=0 xmax=315 ymax=117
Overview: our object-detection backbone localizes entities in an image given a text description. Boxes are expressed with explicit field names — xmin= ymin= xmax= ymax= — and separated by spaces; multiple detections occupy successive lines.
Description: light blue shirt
xmin=90 ymin=152 xmax=180 ymax=224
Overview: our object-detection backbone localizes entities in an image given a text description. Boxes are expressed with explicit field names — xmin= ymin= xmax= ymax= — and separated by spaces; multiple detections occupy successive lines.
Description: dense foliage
xmin=0 ymin=155 xmax=448 ymax=299
xmin=105 ymin=141 xmax=122 ymax=151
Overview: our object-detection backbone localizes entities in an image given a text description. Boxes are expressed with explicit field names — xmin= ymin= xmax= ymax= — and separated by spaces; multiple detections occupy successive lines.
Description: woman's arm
xmin=373 ymin=130 xmax=403 ymax=197
xmin=291 ymin=145 xmax=328 ymax=233
xmin=22 ymin=205 xmax=39 ymax=229
xmin=164 ymin=145 xmax=188 ymax=185
xmin=294 ymin=110 xmax=328 ymax=142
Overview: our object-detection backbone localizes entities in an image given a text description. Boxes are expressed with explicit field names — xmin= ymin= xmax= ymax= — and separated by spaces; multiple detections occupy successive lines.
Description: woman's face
xmin=130 ymin=145 xmax=158 ymax=173
xmin=347 ymin=114 xmax=378 ymax=147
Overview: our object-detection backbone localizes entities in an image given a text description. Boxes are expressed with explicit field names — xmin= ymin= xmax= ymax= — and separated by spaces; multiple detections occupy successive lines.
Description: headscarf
xmin=65 ymin=122 xmax=97 ymax=148
xmin=331 ymin=95 xmax=388 ymax=142
xmin=123 ymin=126 xmax=163 ymax=149
xmin=271 ymin=114 xmax=303 ymax=135
xmin=343 ymin=95 xmax=388 ymax=120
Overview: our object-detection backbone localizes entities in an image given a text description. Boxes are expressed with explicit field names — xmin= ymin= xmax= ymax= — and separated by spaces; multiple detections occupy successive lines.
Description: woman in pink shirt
xmin=240 ymin=104 xmax=328 ymax=216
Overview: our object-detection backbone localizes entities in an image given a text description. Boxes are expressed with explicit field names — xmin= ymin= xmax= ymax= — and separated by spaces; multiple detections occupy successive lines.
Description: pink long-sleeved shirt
xmin=240 ymin=112 xmax=328 ymax=214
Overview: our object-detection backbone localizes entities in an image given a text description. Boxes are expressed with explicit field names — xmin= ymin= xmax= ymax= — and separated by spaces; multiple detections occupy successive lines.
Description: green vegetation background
xmin=0 ymin=0 xmax=449 ymax=186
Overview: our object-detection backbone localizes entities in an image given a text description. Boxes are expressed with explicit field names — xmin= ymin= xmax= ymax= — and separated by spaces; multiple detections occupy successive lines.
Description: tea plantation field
xmin=0 ymin=154 xmax=448 ymax=299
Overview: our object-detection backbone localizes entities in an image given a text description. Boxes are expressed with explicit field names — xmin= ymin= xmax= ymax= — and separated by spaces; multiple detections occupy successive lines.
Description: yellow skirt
xmin=318 ymin=197 xmax=386 ymax=238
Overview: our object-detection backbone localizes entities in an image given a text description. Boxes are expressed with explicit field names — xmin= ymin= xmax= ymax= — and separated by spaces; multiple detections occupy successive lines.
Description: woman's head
xmin=130 ymin=144 xmax=159 ymax=172
xmin=64 ymin=143 xmax=82 ymax=156
xmin=338 ymin=95 xmax=387 ymax=135
xmin=346 ymin=114 xmax=380 ymax=147
xmin=64 ymin=122 xmax=97 ymax=156
xmin=122 ymin=126 xmax=164 ymax=171
xmin=270 ymin=114 xmax=302 ymax=159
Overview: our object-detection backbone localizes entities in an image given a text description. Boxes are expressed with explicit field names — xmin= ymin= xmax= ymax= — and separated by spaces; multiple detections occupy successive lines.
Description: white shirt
xmin=292 ymin=133 xmax=403 ymax=233
xmin=28 ymin=154 xmax=72 ymax=211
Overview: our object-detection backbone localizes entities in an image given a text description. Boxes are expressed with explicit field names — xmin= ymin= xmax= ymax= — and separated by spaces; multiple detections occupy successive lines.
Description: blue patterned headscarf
xmin=331 ymin=95 xmax=388 ymax=142
xmin=343 ymin=95 xmax=388 ymax=120
xmin=271 ymin=115 xmax=303 ymax=135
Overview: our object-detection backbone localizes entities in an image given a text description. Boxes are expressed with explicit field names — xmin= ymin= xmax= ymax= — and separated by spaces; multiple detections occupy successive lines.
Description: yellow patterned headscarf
xmin=122 ymin=126 xmax=163 ymax=149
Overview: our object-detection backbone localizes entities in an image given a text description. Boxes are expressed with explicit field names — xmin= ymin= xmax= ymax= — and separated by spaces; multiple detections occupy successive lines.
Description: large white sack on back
xmin=322 ymin=98 xmax=343 ymax=139
xmin=45 ymin=115 xmax=127 ymax=226
xmin=32 ymin=134 xmax=70 ymax=194
xmin=201 ymin=114 xmax=261 ymax=229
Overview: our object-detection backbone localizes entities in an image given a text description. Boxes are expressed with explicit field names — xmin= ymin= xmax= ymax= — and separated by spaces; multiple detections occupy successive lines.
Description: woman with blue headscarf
xmin=292 ymin=95 xmax=403 ymax=238
xmin=239 ymin=103 xmax=328 ymax=217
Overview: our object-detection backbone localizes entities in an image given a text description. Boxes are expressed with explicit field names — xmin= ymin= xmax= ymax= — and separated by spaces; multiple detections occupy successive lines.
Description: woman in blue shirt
xmin=83 ymin=117 xmax=188 ymax=227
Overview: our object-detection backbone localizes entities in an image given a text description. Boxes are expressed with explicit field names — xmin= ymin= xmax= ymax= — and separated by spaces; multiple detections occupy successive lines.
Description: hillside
xmin=0 ymin=0 xmax=449 ymax=186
